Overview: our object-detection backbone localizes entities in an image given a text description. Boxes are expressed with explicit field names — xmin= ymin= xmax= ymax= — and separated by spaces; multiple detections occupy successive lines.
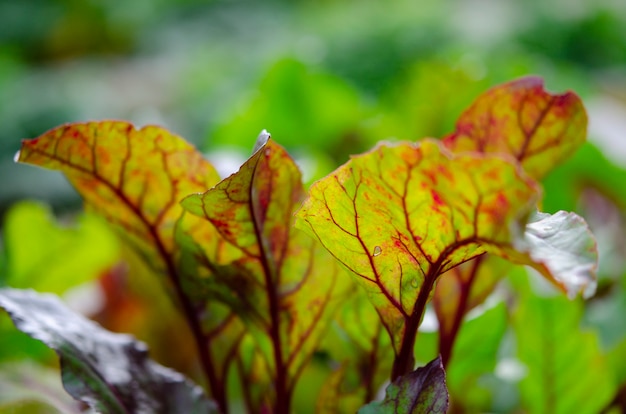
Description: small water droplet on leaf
xmin=373 ymin=246 xmax=382 ymax=257
xmin=410 ymin=278 xmax=419 ymax=288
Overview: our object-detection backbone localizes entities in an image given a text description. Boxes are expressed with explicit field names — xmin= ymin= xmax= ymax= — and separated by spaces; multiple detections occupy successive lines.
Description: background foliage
xmin=1 ymin=0 xmax=625 ymax=412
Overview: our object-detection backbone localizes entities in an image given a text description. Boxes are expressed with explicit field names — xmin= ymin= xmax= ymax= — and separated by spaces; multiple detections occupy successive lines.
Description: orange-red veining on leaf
xmin=443 ymin=76 xmax=587 ymax=180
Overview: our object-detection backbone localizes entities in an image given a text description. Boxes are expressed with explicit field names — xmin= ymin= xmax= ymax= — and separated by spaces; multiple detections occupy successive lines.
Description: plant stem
xmin=391 ymin=271 xmax=438 ymax=381
xmin=439 ymin=256 xmax=483 ymax=368
xmin=154 ymin=234 xmax=228 ymax=413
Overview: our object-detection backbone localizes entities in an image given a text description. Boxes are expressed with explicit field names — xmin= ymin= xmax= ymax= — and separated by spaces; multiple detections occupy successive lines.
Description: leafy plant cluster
xmin=0 ymin=77 xmax=618 ymax=413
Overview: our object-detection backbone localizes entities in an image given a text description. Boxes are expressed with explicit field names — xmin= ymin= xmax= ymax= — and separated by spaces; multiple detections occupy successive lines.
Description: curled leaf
xmin=443 ymin=76 xmax=587 ymax=180
xmin=358 ymin=356 xmax=449 ymax=414
xmin=507 ymin=210 xmax=598 ymax=298
xmin=0 ymin=288 xmax=216 ymax=414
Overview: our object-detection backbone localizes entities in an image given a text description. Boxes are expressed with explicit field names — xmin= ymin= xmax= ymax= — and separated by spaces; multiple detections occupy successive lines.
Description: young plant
xmin=0 ymin=76 xmax=600 ymax=413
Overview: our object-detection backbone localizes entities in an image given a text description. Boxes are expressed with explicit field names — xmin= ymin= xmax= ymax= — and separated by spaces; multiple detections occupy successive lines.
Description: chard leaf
xmin=182 ymin=138 xmax=347 ymax=402
xmin=443 ymin=76 xmax=587 ymax=180
xmin=358 ymin=356 xmax=448 ymax=414
xmin=295 ymin=139 xmax=539 ymax=354
xmin=17 ymin=121 xmax=220 ymax=273
xmin=0 ymin=288 xmax=216 ymax=414
xmin=17 ymin=121 xmax=239 ymax=407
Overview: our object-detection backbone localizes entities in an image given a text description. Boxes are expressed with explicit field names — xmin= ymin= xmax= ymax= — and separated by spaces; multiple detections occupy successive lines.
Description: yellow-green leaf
xmin=182 ymin=138 xmax=347 ymax=407
xmin=443 ymin=76 xmax=587 ymax=180
xmin=17 ymin=121 xmax=220 ymax=273
xmin=296 ymin=139 xmax=539 ymax=355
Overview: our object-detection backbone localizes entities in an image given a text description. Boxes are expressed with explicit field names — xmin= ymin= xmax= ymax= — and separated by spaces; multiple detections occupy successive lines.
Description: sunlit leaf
xmin=0 ymin=288 xmax=216 ymax=414
xmin=182 ymin=138 xmax=347 ymax=405
xmin=17 ymin=121 xmax=237 ymax=408
xmin=358 ymin=356 xmax=448 ymax=414
xmin=17 ymin=121 xmax=220 ymax=273
xmin=296 ymin=139 xmax=539 ymax=355
xmin=443 ymin=76 xmax=587 ymax=180
xmin=512 ymin=293 xmax=615 ymax=414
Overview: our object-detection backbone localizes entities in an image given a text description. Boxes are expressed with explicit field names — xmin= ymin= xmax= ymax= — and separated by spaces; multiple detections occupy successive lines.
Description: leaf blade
xmin=182 ymin=138 xmax=347 ymax=401
xmin=17 ymin=121 xmax=220 ymax=272
xmin=497 ymin=210 xmax=598 ymax=298
xmin=0 ymin=288 xmax=216 ymax=414
xmin=296 ymin=139 xmax=540 ymax=352
xmin=358 ymin=356 xmax=449 ymax=414
xmin=443 ymin=76 xmax=587 ymax=179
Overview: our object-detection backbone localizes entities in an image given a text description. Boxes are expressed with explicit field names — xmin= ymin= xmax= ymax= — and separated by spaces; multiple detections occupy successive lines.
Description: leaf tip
xmin=253 ymin=129 xmax=271 ymax=154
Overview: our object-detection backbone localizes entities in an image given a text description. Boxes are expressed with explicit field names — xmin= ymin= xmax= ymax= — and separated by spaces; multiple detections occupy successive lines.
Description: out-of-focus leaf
xmin=2 ymin=201 xmax=119 ymax=293
xmin=175 ymin=211 xmax=248 ymax=398
xmin=358 ymin=356 xmax=448 ymax=414
xmin=210 ymin=59 xmax=368 ymax=161
xmin=445 ymin=302 xmax=508 ymax=411
xmin=17 ymin=121 xmax=220 ymax=274
xmin=367 ymin=60 xmax=488 ymax=144
xmin=433 ymin=256 xmax=511 ymax=365
xmin=434 ymin=256 xmax=509 ymax=326
xmin=503 ymin=210 xmax=598 ymax=298
xmin=235 ymin=334 xmax=273 ymax=413
xmin=0 ymin=288 xmax=216 ymax=414
xmin=443 ymin=76 xmax=587 ymax=180
xmin=0 ymin=362 xmax=82 ymax=414
xmin=512 ymin=293 xmax=615 ymax=414
xmin=182 ymin=138 xmax=347 ymax=405
xmin=317 ymin=289 xmax=393 ymax=413
xmin=296 ymin=139 xmax=539 ymax=354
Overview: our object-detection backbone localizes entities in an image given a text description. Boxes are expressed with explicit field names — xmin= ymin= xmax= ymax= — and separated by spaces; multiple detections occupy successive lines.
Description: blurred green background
xmin=1 ymin=0 xmax=626 ymax=412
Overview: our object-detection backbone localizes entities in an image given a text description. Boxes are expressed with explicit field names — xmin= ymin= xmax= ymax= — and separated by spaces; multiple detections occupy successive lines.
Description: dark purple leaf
xmin=0 ymin=288 xmax=216 ymax=414
xmin=359 ymin=356 xmax=448 ymax=414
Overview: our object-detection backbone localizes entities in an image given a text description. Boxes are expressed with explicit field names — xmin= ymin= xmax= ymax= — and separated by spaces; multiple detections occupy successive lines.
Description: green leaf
xmin=443 ymin=76 xmax=587 ymax=180
xmin=317 ymin=289 xmax=394 ymax=413
xmin=2 ymin=201 xmax=119 ymax=293
xmin=512 ymin=293 xmax=616 ymax=414
xmin=296 ymin=139 xmax=539 ymax=355
xmin=182 ymin=138 xmax=347 ymax=405
xmin=0 ymin=288 xmax=216 ymax=414
xmin=445 ymin=302 xmax=508 ymax=411
xmin=210 ymin=59 xmax=368 ymax=160
xmin=358 ymin=356 xmax=449 ymax=414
